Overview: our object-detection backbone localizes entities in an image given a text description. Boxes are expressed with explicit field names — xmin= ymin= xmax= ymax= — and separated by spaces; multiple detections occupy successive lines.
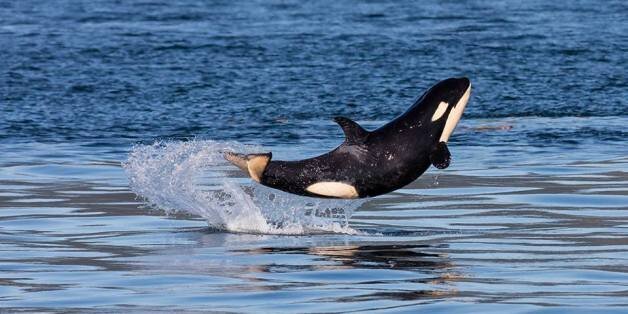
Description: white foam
xmin=123 ymin=140 xmax=365 ymax=235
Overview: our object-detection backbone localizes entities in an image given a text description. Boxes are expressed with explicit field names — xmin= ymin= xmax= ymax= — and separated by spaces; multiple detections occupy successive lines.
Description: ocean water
xmin=1 ymin=0 xmax=627 ymax=313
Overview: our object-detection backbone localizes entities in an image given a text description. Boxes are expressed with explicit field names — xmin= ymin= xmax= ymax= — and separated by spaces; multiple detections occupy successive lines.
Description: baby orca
xmin=225 ymin=77 xmax=471 ymax=199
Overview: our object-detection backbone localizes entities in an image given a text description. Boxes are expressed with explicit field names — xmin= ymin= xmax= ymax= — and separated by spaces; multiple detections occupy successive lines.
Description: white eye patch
xmin=431 ymin=101 xmax=449 ymax=121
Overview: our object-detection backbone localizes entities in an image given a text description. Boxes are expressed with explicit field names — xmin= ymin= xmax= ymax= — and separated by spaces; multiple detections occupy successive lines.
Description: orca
xmin=225 ymin=77 xmax=471 ymax=199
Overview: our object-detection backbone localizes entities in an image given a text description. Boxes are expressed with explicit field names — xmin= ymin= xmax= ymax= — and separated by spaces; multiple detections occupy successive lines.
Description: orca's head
xmin=415 ymin=77 xmax=471 ymax=143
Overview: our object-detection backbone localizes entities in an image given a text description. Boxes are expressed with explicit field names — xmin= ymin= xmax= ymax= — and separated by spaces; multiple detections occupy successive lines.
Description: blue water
xmin=1 ymin=0 xmax=627 ymax=313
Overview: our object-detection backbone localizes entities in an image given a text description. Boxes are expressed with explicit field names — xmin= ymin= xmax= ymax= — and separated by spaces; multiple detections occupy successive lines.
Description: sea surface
xmin=1 ymin=0 xmax=627 ymax=313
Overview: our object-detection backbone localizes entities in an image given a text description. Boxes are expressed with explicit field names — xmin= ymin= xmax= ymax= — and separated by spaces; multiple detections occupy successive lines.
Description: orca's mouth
xmin=439 ymin=83 xmax=471 ymax=143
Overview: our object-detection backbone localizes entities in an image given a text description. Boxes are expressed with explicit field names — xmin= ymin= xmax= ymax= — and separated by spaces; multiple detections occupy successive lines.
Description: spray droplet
xmin=433 ymin=174 xmax=440 ymax=186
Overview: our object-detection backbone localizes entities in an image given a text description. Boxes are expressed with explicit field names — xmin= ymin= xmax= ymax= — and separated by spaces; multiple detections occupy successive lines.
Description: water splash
xmin=123 ymin=140 xmax=365 ymax=235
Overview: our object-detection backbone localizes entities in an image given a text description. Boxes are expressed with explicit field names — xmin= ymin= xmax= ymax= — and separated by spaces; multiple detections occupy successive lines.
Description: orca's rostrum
xmin=225 ymin=77 xmax=472 ymax=199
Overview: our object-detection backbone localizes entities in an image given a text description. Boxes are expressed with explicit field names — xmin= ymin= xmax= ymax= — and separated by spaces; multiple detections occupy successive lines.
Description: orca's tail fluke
xmin=223 ymin=152 xmax=272 ymax=182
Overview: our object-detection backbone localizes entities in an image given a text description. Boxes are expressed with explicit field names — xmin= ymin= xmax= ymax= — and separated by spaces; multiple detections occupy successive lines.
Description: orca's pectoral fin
xmin=429 ymin=142 xmax=451 ymax=169
xmin=224 ymin=152 xmax=272 ymax=182
xmin=333 ymin=116 xmax=369 ymax=144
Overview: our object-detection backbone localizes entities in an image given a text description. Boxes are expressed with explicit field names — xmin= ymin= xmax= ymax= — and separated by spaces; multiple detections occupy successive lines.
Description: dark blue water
xmin=1 ymin=0 xmax=627 ymax=313
xmin=2 ymin=0 xmax=626 ymax=144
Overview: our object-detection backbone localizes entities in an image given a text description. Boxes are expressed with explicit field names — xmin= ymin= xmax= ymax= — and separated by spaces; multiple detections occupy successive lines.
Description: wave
xmin=123 ymin=139 xmax=365 ymax=235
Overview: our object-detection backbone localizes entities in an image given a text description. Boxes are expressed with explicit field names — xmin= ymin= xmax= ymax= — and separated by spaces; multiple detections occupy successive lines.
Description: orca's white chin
xmin=439 ymin=84 xmax=471 ymax=143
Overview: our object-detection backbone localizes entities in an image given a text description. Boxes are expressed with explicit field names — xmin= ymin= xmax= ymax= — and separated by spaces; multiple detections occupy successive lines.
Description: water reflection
xmin=229 ymin=242 xmax=462 ymax=301
xmin=236 ymin=244 xmax=449 ymax=271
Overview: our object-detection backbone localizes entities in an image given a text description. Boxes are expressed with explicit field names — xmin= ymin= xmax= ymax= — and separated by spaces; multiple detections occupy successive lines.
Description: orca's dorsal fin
xmin=334 ymin=116 xmax=369 ymax=144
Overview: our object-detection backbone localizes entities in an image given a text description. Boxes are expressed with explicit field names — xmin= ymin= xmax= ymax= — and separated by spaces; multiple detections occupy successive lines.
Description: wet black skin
xmin=260 ymin=77 xmax=471 ymax=198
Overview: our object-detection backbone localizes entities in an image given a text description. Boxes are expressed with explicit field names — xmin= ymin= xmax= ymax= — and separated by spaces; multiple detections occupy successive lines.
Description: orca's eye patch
xmin=431 ymin=101 xmax=449 ymax=121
